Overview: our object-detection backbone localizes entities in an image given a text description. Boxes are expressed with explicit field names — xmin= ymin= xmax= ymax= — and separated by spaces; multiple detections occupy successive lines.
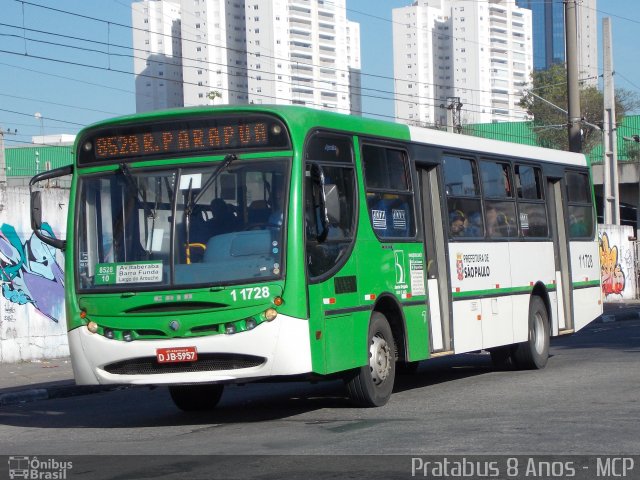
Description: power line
xmin=0 ymin=29 xmax=517 ymax=117
xmin=0 ymin=92 xmax=125 ymax=116
xmin=16 ymin=0 xmax=534 ymax=98
xmin=2 ymin=0 xmax=573 ymax=139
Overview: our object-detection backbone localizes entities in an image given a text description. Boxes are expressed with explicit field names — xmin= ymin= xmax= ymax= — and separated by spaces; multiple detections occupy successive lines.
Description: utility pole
xmin=445 ymin=96 xmax=463 ymax=133
xmin=564 ymin=0 xmax=582 ymax=153
xmin=0 ymin=127 xmax=17 ymax=185
xmin=602 ymin=17 xmax=619 ymax=225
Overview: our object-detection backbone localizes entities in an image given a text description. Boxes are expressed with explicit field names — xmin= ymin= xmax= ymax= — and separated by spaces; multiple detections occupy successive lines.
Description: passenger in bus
xmin=449 ymin=210 xmax=466 ymax=237
xmin=208 ymin=198 xmax=237 ymax=236
xmin=486 ymin=206 xmax=501 ymax=237
xmin=569 ymin=213 xmax=588 ymax=237
xmin=465 ymin=211 xmax=483 ymax=237
xmin=486 ymin=206 xmax=515 ymax=237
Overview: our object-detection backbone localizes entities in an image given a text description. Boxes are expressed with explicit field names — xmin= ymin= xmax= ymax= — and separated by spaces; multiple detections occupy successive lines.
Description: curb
xmin=600 ymin=303 xmax=640 ymax=323
xmin=0 ymin=384 xmax=125 ymax=407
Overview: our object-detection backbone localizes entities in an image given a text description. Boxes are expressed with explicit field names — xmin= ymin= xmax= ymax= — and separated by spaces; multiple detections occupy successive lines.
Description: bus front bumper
xmin=68 ymin=313 xmax=312 ymax=385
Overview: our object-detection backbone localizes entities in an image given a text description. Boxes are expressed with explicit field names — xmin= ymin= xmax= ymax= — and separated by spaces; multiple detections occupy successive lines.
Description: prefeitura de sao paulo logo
xmin=456 ymin=253 xmax=464 ymax=281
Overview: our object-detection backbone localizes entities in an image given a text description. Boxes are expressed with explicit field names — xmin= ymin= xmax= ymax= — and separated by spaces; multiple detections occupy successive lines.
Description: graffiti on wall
xmin=0 ymin=223 xmax=65 ymax=322
xmin=599 ymin=231 xmax=626 ymax=297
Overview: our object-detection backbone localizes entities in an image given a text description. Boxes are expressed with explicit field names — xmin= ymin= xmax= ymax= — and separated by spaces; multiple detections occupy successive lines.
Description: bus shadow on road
xmin=0 ymin=354 xmax=501 ymax=429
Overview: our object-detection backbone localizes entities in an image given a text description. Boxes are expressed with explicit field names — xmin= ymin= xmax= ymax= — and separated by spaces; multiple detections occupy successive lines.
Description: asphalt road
xmin=0 ymin=318 xmax=638 ymax=478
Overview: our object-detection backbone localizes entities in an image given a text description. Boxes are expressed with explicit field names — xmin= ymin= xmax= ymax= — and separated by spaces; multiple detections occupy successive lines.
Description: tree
xmin=207 ymin=90 xmax=222 ymax=104
xmin=519 ymin=64 xmax=639 ymax=153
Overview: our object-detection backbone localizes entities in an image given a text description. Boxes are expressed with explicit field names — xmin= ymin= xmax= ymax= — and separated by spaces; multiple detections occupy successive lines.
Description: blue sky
xmin=1 ymin=0 xmax=639 ymax=147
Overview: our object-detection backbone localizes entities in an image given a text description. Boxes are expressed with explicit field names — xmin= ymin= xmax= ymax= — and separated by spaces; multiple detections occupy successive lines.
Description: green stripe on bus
xmin=452 ymin=283 xmax=556 ymax=299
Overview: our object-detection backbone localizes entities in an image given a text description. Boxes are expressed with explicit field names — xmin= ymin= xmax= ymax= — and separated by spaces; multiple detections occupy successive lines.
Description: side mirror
xmin=310 ymin=164 xmax=330 ymax=242
xmin=30 ymin=191 xmax=43 ymax=231
xmin=29 ymin=165 xmax=72 ymax=251
xmin=323 ymin=183 xmax=340 ymax=224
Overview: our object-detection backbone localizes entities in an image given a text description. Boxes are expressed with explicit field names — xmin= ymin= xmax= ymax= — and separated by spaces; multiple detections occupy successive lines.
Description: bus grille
xmin=103 ymin=353 xmax=265 ymax=375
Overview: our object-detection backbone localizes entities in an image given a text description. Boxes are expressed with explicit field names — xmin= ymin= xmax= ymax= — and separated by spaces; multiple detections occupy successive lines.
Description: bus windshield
xmin=76 ymin=157 xmax=289 ymax=290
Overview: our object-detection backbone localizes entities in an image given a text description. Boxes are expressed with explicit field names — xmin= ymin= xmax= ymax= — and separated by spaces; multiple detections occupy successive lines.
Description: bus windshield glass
xmin=76 ymin=158 xmax=289 ymax=290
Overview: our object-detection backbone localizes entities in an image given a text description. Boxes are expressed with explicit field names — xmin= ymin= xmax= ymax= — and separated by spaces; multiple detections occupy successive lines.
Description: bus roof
xmin=76 ymin=105 xmax=586 ymax=167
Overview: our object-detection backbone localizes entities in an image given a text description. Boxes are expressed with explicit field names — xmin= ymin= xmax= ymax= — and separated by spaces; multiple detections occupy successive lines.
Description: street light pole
xmin=0 ymin=127 xmax=17 ymax=184
xmin=34 ymin=112 xmax=44 ymax=143
xmin=565 ymin=0 xmax=582 ymax=153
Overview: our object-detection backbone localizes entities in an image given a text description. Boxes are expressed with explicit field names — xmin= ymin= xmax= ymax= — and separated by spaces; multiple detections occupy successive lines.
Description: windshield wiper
xmin=192 ymin=153 xmax=237 ymax=207
xmin=118 ymin=163 xmax=155 ymax=219
xmin=182 ymin=154 xmax=236 ymax=263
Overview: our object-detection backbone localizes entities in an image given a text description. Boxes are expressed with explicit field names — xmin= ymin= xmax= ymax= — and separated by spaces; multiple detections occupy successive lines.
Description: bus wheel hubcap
xmin=369 ymin=334 xmax=391 ymax=385
xmin=533 ymin=313 xmax=545 ymax=354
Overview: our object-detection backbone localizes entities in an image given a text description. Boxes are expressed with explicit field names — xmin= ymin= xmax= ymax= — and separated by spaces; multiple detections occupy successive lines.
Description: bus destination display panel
xmin=79 ymin=114 xmax=290 ymax=165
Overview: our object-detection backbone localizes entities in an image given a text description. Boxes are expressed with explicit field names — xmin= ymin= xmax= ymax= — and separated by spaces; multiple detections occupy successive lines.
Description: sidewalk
xmin=1 ymin=301 xmax=639 ymax=407
xmin=0 ymin=357 xmax=119 ymax=407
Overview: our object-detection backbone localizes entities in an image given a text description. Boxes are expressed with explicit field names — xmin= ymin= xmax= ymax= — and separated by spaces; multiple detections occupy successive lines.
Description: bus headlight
xmin=86 ymin=321 xmax=98 ymax=334
xmin=264 ymin=308 xmax=277 ymax=322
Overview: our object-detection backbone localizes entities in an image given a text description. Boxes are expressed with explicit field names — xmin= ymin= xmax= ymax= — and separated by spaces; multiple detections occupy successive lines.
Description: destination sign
xmin=79 ymin=114 xmax=290 ymax=164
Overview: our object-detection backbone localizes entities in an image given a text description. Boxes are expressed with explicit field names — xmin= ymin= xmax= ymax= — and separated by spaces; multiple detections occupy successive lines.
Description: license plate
xmin=156 ymin=346 xmax=198 ymax=364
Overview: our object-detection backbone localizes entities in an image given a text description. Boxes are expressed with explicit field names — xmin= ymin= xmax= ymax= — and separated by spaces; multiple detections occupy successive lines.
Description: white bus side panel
xmin=449 ymin=243 xmax=513 ymax=353
xmin=451 ymin=300 xmax=483 ymax=353
xmin=509 ymin=241 xmax=558 ymax=339
xmin=572 ymin=287 xmax=602 ymax=330
xmin=569 ymin=240 xmax=602 ymax=331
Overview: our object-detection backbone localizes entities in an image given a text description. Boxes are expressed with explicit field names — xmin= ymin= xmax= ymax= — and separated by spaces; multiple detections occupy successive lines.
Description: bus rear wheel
xmin=513 ymin=296 xmax=549 ymax=370
xmin=169 ymin=384 xmax=224 ymax=411
xmin=345 ymin=312 xmax=396 ymax=407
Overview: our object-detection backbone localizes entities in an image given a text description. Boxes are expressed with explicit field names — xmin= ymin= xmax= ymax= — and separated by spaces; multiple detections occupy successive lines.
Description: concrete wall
xmin=598 ymin=224 xmax=637 ymax=302
xmin=0 ymin=183 xmax=69 ymax=362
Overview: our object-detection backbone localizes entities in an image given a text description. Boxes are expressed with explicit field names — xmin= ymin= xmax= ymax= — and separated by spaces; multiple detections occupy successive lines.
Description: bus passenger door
xmin=418 ymin=166 xmax=453 ymax=354
xmin=547 ymin=177 xmax=574 ymax=333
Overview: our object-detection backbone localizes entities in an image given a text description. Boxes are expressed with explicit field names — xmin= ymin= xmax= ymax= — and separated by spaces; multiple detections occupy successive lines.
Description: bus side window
xmin=515 ymin=164 xmax=549 ymax=238
xmin=480 ymin=160 xmax=517 ymax=238
xmin=443 ymin=155 xmax=482 ymax=239
xmin=304 ymin=133 xmax=356 ymax=279
xmin=565 ymin=170 xmax=594 ymax=239
xmin=362 ymin=145 xmax=415 ymax=239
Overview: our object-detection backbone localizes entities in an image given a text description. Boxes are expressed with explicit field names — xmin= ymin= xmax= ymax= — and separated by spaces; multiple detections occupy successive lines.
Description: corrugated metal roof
xmin=462 ymin=121 xmax=538 ymax=147
xmin=5 ymin=145 xmax=73 ymax=177
xmin=464 ymin=115 xmax=640 ymax=165
xmin=589 ymin=114 xmax=640 ymax=164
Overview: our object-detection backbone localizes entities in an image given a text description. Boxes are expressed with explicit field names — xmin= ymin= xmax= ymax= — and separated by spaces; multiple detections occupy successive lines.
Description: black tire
xmin=490 ymin=346 xmax=516 ymax=370
xmin=169 ymin=384 xmax=224 ymax=412
xmin=397 ymin=361 xmax=420 ymax=375
xmin=345 ymin=312 xmax=396 ymax=407
xmin=513 ymin=296 xmax=550 ymax=370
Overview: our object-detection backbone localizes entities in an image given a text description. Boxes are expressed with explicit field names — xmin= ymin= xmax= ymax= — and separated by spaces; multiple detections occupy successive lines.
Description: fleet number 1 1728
xmin=230 ymin=287 xmax=270 ymax=302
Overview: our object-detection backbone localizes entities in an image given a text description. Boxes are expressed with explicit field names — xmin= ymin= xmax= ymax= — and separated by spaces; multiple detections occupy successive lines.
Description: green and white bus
xmin=30 ymin=106 xmax=602 ymax=410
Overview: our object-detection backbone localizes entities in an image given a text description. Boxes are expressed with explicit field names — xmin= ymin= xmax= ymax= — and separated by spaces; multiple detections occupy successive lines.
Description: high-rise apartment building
xmin=132 ymin=0 xmax=184 ymax=112
xmin=133 ymin=0 xmax=362 ymax=114
xmin=515 ymin=0 xmax=598 ymax=86
xmin=393 ymin=0 xmax=533 ymax=127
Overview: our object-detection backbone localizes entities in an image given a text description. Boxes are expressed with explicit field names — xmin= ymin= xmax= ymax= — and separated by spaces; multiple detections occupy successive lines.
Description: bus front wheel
xmin=345 ymin=312 xmax=396 ymax=407
xmin=169 ymin=384 xmax=224 ymax=411
xmin=513 ymin=296 xmax=550 ymax=370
